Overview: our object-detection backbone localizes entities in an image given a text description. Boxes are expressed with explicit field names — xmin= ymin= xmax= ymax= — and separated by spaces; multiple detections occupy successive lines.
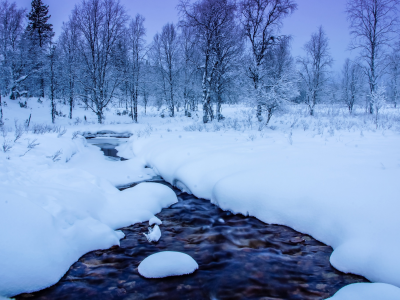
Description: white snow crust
xmin=138 ymin=251 xmax=198 ymax=278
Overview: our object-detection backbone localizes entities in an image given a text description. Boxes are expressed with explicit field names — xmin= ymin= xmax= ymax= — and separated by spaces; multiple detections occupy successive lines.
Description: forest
xmin=0 ymin=0 xmax=399 ymax=127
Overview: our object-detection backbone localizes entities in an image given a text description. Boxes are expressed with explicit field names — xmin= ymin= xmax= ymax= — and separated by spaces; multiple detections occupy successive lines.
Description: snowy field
xmin=1 ymin=98 xmax=400 ymax=299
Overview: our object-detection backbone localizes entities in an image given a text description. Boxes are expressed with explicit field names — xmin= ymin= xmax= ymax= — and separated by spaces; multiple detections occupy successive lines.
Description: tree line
xmin=0 ymin=0 xmax=399 ymax=126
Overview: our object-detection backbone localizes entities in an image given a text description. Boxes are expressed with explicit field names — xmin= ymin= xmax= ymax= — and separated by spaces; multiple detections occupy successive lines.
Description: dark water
xmin=86 ymin=138 xmax=128 ymax=161
xmin=16 ymin=140 xmax=368 ymax=300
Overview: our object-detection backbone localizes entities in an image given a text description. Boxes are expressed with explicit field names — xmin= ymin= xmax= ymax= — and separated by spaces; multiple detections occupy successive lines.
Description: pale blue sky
xmin=15 ymin=0 xmax=354 ymax=72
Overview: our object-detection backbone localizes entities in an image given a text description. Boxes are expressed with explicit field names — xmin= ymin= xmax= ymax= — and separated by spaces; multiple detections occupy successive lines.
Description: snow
xmin=138 ymin=251 xmax=199 ymax=278
xmin=128 ymin=129 xmax=400 ymax=295
xmin=149 ymin=216 xmax=162 ymax=225
xmin=1 ymin=99 xmax=400 ymax=298
xmin=143 ymin=225 xmax=162 ymax=242
xmin=0 ymin=131 xmax=177 ymax=297
xmin=327 ymin=283 xmax=400 ymax=300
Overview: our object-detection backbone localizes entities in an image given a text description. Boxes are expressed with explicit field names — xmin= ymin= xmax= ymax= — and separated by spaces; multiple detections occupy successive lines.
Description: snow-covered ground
xmin=1 ymin=98 xmax=400 ymax=299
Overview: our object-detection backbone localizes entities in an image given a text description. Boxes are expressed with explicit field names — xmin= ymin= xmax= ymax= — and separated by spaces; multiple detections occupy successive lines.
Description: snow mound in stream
xmin=327 ymin=283 xmax=400 ymax=300
xmin=143 ymin=225 xmax=162 ymax=242
xmin=138 ymin=251 xmax=198 ymax=278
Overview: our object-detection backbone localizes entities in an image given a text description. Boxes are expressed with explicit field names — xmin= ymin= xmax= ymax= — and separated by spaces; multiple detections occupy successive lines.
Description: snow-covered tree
xmin=240 ymin=0 xmax=297 ymax=122
xmin=74 ymin=0 xmax=128 ymax=124
xmin=180 ymin=25 xmax=201 ymax=116
xmin=341 ymin=58 xmax=364 ymax=113
xmin=388 ymin=48 xmax=400 ymax=108
xmin=25 ymin=0 xmax=54 ymax=98
xmin=346 ymin=0 xmax=399 ymax=114
xmin=127 ymin=14 xmax=146 ymax=122
xmin=0 ymin=1 xmax=28 ymax=101
xmin=179 ymin=0 xmax=237 ymax=123
xmin=0 ymin=1 xmax=26 ymax=123
xmin=151 ymin=23 xmax=181 ymax=117
xmin=212 ymin=5 xmax=243 ymax=121
xmin=58 ymin=15 xmax=80 ymax=119
xmin=259 ymin=37 xmax=298 ymax=124
xmin=297 ymin=26 xmax=333 ymax=116
xmin=371 ymin=85 xmax=386 ymax=127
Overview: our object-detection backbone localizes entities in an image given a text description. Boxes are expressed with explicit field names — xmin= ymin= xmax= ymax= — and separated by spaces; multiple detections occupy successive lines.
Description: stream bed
xmin=16 ymin=138 xmax=368 ymax=300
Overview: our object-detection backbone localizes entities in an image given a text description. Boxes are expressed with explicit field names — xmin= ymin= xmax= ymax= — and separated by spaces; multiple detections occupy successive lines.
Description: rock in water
xmin=138 ymin=251 xmax=198 ymax=278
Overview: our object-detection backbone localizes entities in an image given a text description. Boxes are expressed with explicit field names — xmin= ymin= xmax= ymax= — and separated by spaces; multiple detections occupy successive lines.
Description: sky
xmin=14 ymin=0 xmax=354 ymax=73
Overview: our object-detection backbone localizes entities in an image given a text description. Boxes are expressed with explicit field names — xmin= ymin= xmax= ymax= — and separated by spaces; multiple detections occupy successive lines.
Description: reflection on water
xmin=16 ymin=138 xmax=368 ymax=300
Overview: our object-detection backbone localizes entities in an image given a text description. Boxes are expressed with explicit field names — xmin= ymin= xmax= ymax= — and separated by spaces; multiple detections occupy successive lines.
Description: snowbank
xmin=0 ymin=134 xmax=177 ymax=297
xmin=126 ymin=129 xmax=400 ymax=298
xmin=138 ymin=251 xmax=198 ymax=278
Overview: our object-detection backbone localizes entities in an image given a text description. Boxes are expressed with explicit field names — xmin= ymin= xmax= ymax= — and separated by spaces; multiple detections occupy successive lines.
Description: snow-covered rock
xmin=143 ymin=225 xmax=161 ymax=242
xmin=138 ymin=251 xmax=198 ymax=278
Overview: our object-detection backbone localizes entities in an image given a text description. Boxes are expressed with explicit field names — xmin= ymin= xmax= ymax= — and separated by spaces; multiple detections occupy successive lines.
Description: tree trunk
xmin=69 ymin=81 xmax=74 ymax=119
xmin=0 ymin=94 xmax=3 ymax=125
xmin=256 ymin=104 xmax=263 ymax=122
xmin=97 ymin=110 xmax=103 ymax=124
xmin=216 ymin=89 xmax=223 ymax=121
xmin=265 ymin=108 xmax=273 ymax=125
xmin=40 ymin=77 xmax=45 ymax=98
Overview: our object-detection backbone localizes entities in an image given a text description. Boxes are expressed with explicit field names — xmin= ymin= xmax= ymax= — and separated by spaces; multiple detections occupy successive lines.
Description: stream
xmin=16 ymin=137 xmax=368 ymax=300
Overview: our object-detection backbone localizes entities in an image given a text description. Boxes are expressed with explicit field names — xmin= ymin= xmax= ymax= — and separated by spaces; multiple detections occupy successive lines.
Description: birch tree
xmin=151 ymin=23 xmax=181 ymax=117
xmin=212 ymin=6 xmax=243 ymax=121
xmin=58 ymin=15 xmax=80 ymax=119
xmin=179 ymin=0 xmax=237 ymax=123
xmin=341 ymin=58 xmax=364 ymax=113
xmin=240 ymin=0 xmax=297 ymax=122
xmin=180 ymin=25 xmax=200 ymax=116
xmin=346 ymin=0 xmax=400 ymax=113
xmin=260 ymin=36 xmax=298 ymax=124
xmin=74 ymin=0 xmax=128 ymax=124
xmin=0 ymin=1 xmax=30 ymax=101
xmin=297 ymin=26 xmax=333 ymax=116
xmin=127 ymin=14 xmax=146 ymax=123
xmin=0 ymin=1 xmax=25 ymax=123
xmin=388 ymin=48 xmax=400 ymax=108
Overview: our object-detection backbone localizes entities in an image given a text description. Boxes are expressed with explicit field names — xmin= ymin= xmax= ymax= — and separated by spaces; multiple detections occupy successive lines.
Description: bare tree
xmin=151 ymin=23 xmax=181 ymax=117
xmin=179 ymin=0 xmax=237 ymax=123
xmin=74 ymin=0 xmax=128 ymax=124
xmin=127 ymin=14 xmax=146 ymax=123
xmin=346 ymin=0 xmax=400 ymax=113
xmin=341 ymin=58 xmax=364 ymax=113
xmin=260 ymin=36 xmax=298 ymax=124
xmin=58 ymin=15 xmax=80 ymax=119
xmin=297 ymin=26 xmax=333 ymax=116
xmin=0 ymin=1 xmax=30 ymax=100
xmin=240 ymin=0 xmax=297 ymax=122
xmin=212 ymin=5 xmax=243 ymax=121
xmin=180 ymin=25 xmax=200 ymax=116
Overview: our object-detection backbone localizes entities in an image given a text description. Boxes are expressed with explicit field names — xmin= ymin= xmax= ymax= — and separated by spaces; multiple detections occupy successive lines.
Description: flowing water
xmin=16 ymin=138 xmax=368 ymax=300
